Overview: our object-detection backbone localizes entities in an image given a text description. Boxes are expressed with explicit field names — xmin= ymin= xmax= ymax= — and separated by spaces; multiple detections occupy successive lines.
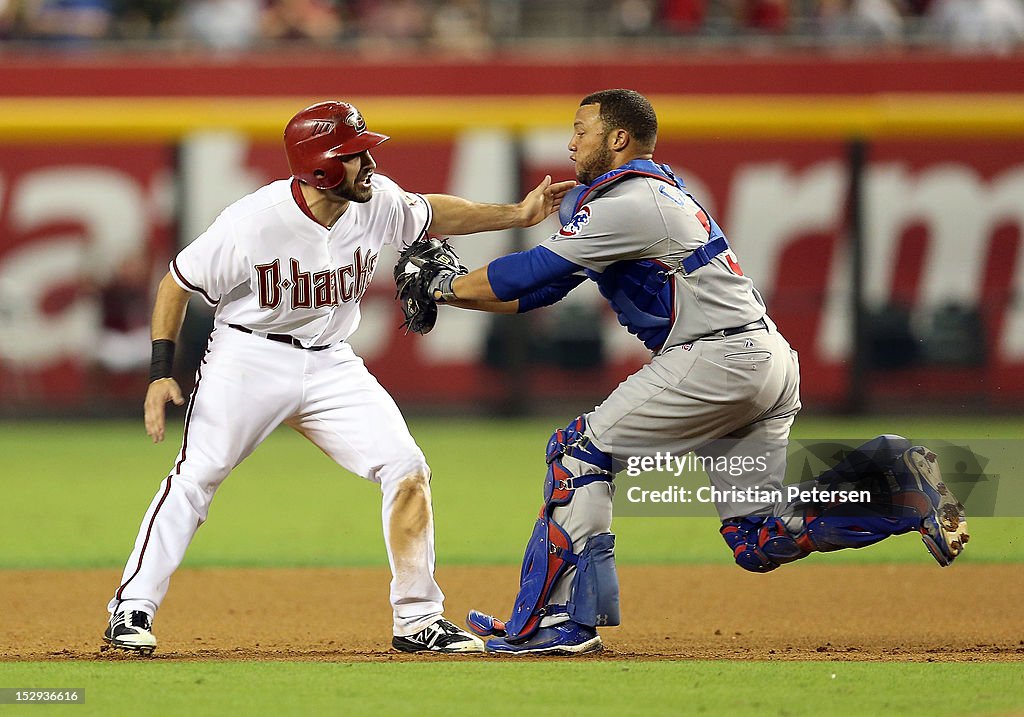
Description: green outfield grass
xmin=2 ymin=416 xmax=1022 ymax=569
xmin=2 ymin=660 xmax=1022 ymax=717
xmin=3 ymin=417 xmax=1022 ymax=717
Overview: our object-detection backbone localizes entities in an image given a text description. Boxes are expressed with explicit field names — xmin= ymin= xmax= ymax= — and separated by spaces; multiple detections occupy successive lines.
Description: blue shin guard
xmin=801 ymin=508 xmax=919 ymax=552
xmin=566 ymin=532 xmax=620 ymax=628
xmin=798 ymin=436 xmax=947 ymax=552
xmin=503 ymin=417 xmax=615 ymax=641
xmin=468 ymin=533 xmax=620 ymax=639
xmin=722 ymin=435 xmax=971 ymax=570
xmin=780 ymin=436 xmax=968 ymax=564
xmin=482 ymin=532 xmax=617 ymax=656
xmin=506 ymin=516 xmax=575 ymax=639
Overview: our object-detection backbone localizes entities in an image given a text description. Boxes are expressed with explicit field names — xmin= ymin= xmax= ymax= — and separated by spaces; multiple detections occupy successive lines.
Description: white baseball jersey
xmin=170 ymin=174 xmax=431 ymax=345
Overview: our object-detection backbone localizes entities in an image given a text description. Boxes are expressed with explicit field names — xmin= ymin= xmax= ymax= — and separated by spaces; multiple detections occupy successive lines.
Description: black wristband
xmin=149 ymin=339 xmax=175 ymax=382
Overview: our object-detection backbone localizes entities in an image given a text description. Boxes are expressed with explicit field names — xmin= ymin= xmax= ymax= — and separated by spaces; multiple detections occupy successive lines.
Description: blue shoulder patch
xmin=557 ymin=206 xmax=591 ymax=238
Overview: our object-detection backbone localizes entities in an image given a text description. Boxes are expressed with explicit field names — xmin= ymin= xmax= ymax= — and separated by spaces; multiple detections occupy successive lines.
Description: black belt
xmin=228 ymin=324 xmax=333 ymax=351
xmin=721 ymin=317 xmax=769 ymax=337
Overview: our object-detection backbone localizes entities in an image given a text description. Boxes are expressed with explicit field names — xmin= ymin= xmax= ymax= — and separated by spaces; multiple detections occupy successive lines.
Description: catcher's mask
xmin=284 ymin=101 xmax=389 ymax=190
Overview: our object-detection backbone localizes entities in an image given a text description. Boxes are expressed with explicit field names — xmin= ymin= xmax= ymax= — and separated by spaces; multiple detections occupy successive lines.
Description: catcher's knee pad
xmin=545 ymin=415 xmax=613 ymax=476
xmin=505 ymin=416 xmax=614 ymax=641
xmin=721 ymin=516 xmax=808 ymax=573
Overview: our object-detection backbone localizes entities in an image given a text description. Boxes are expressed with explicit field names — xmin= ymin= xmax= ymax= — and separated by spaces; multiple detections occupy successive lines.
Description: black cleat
xmin=392 ymin=617 xmax=484 ymax=654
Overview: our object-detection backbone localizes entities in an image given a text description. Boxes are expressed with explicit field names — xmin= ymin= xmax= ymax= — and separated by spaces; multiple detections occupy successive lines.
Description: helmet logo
xmin=310 ymin=120 xmax=334 ymax=137
xmin=343 ymin=106 xmax=366 ymax=133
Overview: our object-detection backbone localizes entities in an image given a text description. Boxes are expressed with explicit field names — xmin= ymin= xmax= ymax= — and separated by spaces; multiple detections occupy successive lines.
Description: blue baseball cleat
xmin=466 ymin=609 xmax=507 ymax=638
xmin=485 ymin=621 xmax=602 ymax=656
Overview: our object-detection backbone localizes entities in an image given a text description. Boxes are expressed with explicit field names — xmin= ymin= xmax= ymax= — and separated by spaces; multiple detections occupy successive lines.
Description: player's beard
xmin=575 ymin=141 xmax=614 ymax=186
xmin=330 ymin=171 xmax=374 ymax=203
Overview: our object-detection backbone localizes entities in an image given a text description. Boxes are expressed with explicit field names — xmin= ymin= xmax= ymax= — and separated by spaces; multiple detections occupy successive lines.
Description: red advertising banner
xmin=2 ymin=134 xmax=1021 ymax=411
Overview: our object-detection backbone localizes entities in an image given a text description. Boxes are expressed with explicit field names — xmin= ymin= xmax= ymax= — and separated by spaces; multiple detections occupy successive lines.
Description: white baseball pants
xmin=109 ymin=325 xmax=445 ymax=637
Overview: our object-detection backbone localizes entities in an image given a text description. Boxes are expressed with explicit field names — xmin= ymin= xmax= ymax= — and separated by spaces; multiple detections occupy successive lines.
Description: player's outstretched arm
xmin=445 ymin=296 xmax=519 ymax=314
xmin=449 ymin=266 xmax=500 ymax=301
xmin=425 ymin=175 xmax=575 ymax=235
xmin=444 ymin=265 xmax=584 ymax=314
xmin=402 ymin=243 xmax=584 ymax=328
xmin=144 ymin=273 xmax=191 ymax=444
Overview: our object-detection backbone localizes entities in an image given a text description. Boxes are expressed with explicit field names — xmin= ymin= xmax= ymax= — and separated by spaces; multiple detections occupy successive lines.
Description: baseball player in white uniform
xmin=407 ymin=89 xmax=970 ymax=655
xmin=102 ymin=101 xmax=574 ymax=655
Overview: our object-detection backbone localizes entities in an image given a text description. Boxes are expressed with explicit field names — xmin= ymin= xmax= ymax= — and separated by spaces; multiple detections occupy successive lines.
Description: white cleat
xmin=103 ymin=610 xmax=157 ymax=655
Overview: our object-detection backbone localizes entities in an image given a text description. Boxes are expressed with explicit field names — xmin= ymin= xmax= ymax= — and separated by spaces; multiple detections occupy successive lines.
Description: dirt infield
xmin=3 ymin=564 xmax=1022 ymax=662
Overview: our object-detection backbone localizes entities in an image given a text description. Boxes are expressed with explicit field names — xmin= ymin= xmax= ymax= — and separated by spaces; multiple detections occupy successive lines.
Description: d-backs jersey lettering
xmin=170 ymin=174 xmax=431 ymax=347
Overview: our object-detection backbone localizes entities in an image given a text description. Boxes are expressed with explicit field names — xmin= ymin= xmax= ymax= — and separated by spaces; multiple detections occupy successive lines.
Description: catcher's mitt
xmin=394 ymin=238 xmax=468 ymax=334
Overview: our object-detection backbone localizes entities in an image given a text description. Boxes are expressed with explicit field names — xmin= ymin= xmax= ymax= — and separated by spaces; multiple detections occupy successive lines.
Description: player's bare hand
xmin=517 ymin=175 xmax=577 ymax=227
xmin=144 ymin=378 xmax=184 ymax=443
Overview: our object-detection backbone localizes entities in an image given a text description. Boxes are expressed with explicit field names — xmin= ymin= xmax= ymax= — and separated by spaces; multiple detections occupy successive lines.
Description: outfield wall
xmin=0 ymin=53 xmax=1022 ymax=412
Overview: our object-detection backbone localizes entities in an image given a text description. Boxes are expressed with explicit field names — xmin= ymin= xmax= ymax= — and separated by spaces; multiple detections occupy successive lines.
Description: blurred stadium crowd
xmin=0 ymin=0 xmax=1022 ymax=53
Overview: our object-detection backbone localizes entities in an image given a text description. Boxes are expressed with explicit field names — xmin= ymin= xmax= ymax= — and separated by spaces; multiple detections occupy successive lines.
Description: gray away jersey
xmin=542 ymin=176 xmax=767 ymax=350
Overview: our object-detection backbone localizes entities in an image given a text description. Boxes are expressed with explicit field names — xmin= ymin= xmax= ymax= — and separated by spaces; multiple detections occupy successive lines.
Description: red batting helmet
xmin=283 ymin=101 xmax=389 ymax=190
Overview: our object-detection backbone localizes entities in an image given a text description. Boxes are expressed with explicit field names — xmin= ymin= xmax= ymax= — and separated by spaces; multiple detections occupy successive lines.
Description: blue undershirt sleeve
xmin=487 ymin=245 xmax=584 ymax=301
xmin=516 ymin=274 xmax=586 ymax=313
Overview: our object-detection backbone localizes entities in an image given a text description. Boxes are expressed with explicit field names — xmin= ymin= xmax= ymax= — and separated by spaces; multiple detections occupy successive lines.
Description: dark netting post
xmin=495 ymin=133 xmax=530 ymax=416
xmin=846 ymin=137 xmax=868 ymax=415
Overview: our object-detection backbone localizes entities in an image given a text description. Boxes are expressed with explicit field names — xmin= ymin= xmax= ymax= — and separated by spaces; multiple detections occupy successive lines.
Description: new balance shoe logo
xmin=392 ymin=618 xmax=484 ymax=654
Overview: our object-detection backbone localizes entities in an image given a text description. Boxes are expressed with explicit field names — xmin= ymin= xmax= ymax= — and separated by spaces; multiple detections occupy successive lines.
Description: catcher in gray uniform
xmin=396 ymin=89 xmax=970 ymax=656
